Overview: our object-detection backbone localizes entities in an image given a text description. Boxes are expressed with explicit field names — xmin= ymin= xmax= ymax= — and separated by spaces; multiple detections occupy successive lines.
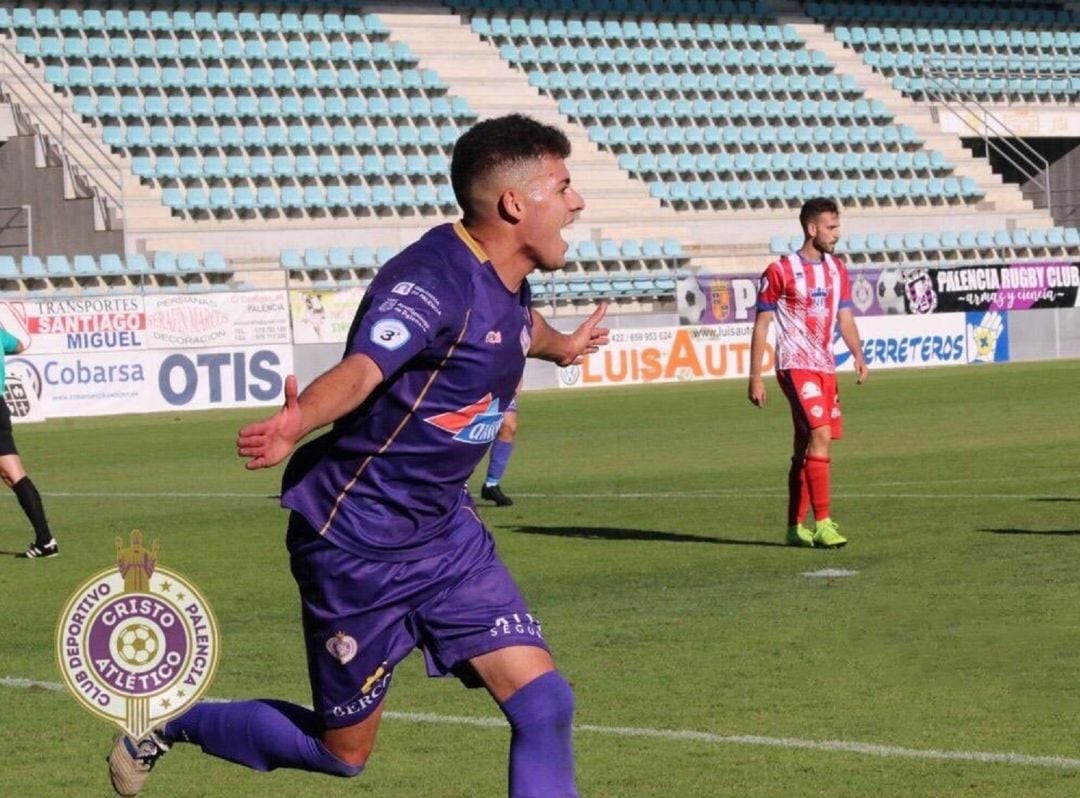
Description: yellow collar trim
xmin=453 ymin=221 xmax=490 ymax=263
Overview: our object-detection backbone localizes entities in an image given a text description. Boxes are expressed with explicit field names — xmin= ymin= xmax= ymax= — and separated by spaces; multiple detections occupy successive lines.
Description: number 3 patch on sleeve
xmin=370 ymin=319 xmax=411 ymax=351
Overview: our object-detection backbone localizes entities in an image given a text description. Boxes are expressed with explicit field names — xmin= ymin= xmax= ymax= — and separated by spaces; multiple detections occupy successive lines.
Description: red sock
xmin=804 ymin=454 xmax=831 ymax=521
xmin=787 ymin=456 xmax=809 ymax=526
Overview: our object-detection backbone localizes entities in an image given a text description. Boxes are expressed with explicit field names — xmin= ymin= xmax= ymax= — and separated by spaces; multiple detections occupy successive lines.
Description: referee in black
xmin=1 ymin=324 xmax=58 ymax=558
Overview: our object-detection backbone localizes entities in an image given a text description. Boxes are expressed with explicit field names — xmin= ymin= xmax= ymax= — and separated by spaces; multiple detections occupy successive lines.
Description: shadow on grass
xmin=983 ymin=528 xmax=1080 ymax=536
xmin=510 ymin=525 xmax=788 ymax=547
xmin=1029 ymin=497 xmax=1080 ymax=503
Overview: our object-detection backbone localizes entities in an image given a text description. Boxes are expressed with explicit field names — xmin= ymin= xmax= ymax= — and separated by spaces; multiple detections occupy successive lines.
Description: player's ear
xmin=498 ymin=188 xmax=525 ymax=223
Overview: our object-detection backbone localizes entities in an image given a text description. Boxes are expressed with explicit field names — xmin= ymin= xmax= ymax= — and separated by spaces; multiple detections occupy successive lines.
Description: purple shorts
xmin=287 ymin=507 xmax=549 ymax=729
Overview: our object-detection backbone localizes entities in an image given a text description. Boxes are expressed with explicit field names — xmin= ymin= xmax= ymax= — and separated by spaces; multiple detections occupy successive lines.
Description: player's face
xmin=809 ymin=211 xmax=841 ymax=255
xmin=519 ymin=155 xmax=585 ymax=271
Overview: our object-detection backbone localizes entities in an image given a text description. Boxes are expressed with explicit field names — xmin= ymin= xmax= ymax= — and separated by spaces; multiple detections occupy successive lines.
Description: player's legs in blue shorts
xmin=134 ymin=508 xmax=577 ymax=797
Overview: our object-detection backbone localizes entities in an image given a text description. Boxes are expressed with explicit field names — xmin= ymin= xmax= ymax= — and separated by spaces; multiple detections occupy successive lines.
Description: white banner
xmin=5 ymin=293 xmax=292 ymax=357
xmin=19 ymin=295 xmax=147 ymax=355
xmin=558 ymin=323 xmax=776 ymax=388
xmin=938 ymin=107 xmax=1080 ymax=138
xmin=7 ymin=346 xmax=293 ymax=419
xmin=835 ymin=313 xmax=969 ymax=370
xmin=289 ymin=286 xmax=366 ymax=345
xmin=559 ymin=313 xmax=995 ymax=389
xmin=144 ymin=292 xmax=291 ymax=349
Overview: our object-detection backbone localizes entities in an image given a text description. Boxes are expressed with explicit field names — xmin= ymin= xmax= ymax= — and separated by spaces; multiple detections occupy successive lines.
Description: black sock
xmin=13 ymin=477 xmax=53 ymax=547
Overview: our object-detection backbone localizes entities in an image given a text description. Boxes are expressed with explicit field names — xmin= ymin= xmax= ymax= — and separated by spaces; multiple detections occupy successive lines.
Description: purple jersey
xmin=282 ymin=223 xmax=533 ymax=561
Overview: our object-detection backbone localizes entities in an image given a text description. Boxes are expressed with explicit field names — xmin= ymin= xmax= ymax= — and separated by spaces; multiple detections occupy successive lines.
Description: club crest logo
xmin=4 ymin=357 xmax=42 ymax=419
xmin=326 ymin=631 xmax=358 ymax=665
xmin=55 ymin=531 xmax=220 ymax=739
xmin=424 ymin=394 xmax=504 ymax=444
xmin=709 ymin=279 xmax=732 ymax=321
xmin=808 ymin=285 xmax=829 ymax=317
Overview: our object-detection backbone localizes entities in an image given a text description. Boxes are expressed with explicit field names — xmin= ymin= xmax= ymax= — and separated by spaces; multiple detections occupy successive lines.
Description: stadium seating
xmin=769 ymin=225 xmax=1080 ymax=264
xmin=283 ymin=237 xmax=688 ymax=301
xmin=4 ymin=8 xmax=475 ymax=217
xmin=812 ymin=3 xmax=1080 ymax=102
xmin=466 ymin=3 xmax=985 ymax=210
xmin=0 ymin=251 xmax=232 ymax=294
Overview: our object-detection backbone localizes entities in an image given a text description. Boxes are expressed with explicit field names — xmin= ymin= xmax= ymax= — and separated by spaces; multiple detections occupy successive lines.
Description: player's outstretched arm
xmin=528 ymin=302 xmax=610 ymax=366
xmin=837 ymin=309 xmax=868 ymax=384
xmin=237 ymin=353 xmax=384 ymax=470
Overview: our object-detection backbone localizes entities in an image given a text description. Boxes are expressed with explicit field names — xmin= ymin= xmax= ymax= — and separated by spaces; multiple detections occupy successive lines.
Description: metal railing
xmin=0 ymin=42 xmax=124 ymax=216
xmin=921 ymin=57 xmax=1056 ymax=213
xmin=0 ymin=203 xmax=31 ymax=253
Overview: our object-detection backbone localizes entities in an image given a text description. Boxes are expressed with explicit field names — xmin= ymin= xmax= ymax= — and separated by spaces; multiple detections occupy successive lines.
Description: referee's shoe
xmin=22 ymin=538 xmax=59 ymax=558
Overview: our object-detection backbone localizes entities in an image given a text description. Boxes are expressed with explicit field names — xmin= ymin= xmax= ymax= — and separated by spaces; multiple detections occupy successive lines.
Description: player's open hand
xmin=853 ymin=361 xmax=869 ymax=385
xmin=560 ymin=302 xmax=610 ymax=366
xmin=237 ymin=374 xmax=303 ymax=469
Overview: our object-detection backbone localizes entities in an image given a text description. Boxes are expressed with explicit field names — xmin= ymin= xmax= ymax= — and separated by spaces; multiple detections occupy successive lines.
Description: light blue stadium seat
xmin=72 ymin=255 xmax=98 ymax=276
xmin=45 ymin=255 xmax=72 ymax=276
xmin=303 ymin=249 xmax=328 ymax=270
xmin=153 ymin=252 xmax=179 ymax=274
xmin=327 ymin=248 xmax=352 ymax=269
xmin=352 ymin=247 xmax=377 ymax=269
xmin=280 ymin=249 xmax=303 ymax=269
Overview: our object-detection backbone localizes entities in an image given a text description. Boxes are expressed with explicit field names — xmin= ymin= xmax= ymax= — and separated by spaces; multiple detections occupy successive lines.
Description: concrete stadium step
xmin=377 ymin=8 xmax=687 ymax=234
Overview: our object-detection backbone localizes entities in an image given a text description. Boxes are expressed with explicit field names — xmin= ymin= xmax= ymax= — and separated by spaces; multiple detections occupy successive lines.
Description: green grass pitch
xmin=2 ymin=359 xmax=1079 ymax=797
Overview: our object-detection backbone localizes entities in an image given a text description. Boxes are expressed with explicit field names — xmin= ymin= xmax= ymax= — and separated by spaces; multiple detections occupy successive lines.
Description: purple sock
xmin=163 ymin=700 xmax=361 ymax=777
xmin=485 ymin=440 xmax=515 ymax=485
xmin=500 ymin=671 xmax=578 ymax=798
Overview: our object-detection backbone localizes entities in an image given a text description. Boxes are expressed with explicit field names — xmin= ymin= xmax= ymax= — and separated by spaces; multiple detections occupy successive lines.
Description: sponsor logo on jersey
xmin=424 ymin=394 xmax=504 ymax=444
xmin=799 ymin=381 xmax=823 ymax=399
xmin=391 ymin=282 xmax=415 ymax=296
xmin=485 ymin=331 xmax=502 ymax=344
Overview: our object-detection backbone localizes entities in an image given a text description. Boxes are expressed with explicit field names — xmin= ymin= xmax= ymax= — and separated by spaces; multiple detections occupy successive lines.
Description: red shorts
xmin=776 ymin=369 xmax=843 ymax=439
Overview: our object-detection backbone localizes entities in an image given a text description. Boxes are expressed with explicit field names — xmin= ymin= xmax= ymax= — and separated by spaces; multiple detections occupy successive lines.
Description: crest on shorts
xmin=55 ymin=531 xmax=220 ymax=739
xmin=326 ymin=632 xmax=358 ymax=665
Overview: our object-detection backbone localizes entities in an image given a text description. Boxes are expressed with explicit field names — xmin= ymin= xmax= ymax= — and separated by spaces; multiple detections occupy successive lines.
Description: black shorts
xmin=0 ymin=397 xmax=17 ymax=456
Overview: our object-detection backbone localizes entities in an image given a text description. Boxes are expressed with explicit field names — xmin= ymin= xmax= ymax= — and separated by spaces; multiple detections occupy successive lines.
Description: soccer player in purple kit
xmin=108 ymin=114 xmax=608 ymax=798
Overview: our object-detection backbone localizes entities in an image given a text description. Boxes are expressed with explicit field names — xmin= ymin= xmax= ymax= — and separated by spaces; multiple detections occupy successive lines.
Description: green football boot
xmin=813 ymin=518 xmax=847 ymax=549
xmin=785 ymin=523 xmax=815 ymax=548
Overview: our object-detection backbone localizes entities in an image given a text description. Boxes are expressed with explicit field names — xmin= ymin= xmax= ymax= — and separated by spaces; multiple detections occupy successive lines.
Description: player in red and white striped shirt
xmin=748 ymin=198 xmax=868 ymax=548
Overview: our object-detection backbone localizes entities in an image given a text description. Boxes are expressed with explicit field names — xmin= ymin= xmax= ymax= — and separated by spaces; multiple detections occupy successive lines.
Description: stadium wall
xmin=2 ymin=287 xmax=1077 ymax=421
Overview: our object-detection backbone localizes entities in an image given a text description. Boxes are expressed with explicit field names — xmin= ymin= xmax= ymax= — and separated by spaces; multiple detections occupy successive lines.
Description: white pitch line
xmin=17 ymin=489 xmax=1076 ymax=502
xmin=4 ymin=676 xmax=1080 ymax=772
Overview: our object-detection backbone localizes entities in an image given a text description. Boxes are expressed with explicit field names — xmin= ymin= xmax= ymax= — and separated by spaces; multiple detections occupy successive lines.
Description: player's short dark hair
xmin=450 ymin=114 xmax=571 ymax=221
xmin=799 ymin=197 xmax=840 ymax=233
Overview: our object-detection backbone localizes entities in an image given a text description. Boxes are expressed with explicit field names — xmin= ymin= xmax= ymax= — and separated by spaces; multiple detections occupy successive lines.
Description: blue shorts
xmin=287 ymin=508 xmax=548 ymax=729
